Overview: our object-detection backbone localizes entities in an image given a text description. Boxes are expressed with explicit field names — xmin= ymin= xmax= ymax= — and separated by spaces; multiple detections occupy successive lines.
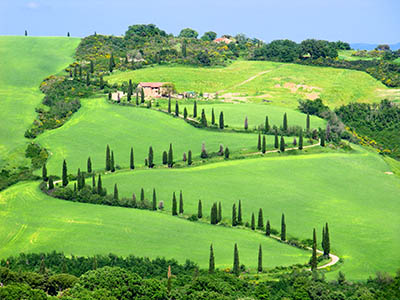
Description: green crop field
xmin=0 ymin=36 xmax=80 ymax=168
xmin=97 ymin=146 xmax=400 ymax=280
xmin=0 ymin=181 xmax=309 ymax=270
xmin=106 ymin=60 xmax=398 ymax=108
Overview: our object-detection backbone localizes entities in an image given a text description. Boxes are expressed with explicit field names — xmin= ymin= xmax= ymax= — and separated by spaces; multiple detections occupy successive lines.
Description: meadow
xmin=0 ymin=36 xmax=80 ymax=169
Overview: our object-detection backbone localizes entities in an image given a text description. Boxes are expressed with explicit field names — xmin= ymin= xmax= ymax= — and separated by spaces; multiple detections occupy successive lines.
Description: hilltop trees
xmin=179 ymin=28 xmax=199 ymax=39
xmin=201 ymin=31 xmax=217 ymax=41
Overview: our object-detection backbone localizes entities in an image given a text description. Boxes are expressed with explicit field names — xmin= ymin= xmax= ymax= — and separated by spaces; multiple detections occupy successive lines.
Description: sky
xmin=0 ymin=0 xmax=399 ymax=44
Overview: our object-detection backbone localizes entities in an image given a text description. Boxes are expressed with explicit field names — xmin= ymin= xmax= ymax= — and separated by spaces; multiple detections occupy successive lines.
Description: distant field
xmin=106 ymin=60 xmax=397 ymax=108
xmin=0 ymin=36 xmax=80 ymax=168
xmin=98 ymin=146 xmax=400 ymax=280
xmin=338 ymin=50 xmax=379 ymax=61
xmin=0 ymin=182 xmax=309 ymax=270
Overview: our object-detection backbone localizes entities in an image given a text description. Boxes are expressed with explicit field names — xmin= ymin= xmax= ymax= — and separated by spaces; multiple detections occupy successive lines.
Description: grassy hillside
xmin=0 ymin=181 xmax=309 ymax=270
xmin=106 ymin=60 xmax=397 ymax=108
xmin=0 ymin=36 xmax=80 ymax=168
xmin=338 ymin=50 xmax=378 ymax=61
xmin=97 ymin=146 xmax=400 ymax=280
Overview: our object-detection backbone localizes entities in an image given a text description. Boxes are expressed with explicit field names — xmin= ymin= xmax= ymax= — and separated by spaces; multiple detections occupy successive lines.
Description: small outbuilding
xmin=137 ymin=82 xmax=170 ymax=98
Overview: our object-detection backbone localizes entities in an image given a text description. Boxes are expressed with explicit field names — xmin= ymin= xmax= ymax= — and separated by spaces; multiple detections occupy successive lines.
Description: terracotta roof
xmin=139 ymin=82 xmax=166 ymax=88
xmin=214 ymin=37 xmax=233 ymax=44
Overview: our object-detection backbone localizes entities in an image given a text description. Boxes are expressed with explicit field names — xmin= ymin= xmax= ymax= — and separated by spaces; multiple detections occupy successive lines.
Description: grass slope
xmin=106 ymin=60 xmax=396 ymax=108
xmin=0 ymin=182 xmax=309 ymax=270
xmin=0 ymin=36 xmax=80 ymax=168
xmin=98 ymin=146 xmax=400 ymax=280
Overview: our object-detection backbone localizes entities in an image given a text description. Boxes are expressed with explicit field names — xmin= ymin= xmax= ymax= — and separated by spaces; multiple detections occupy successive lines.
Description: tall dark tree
xmin=201 ymin=109 xmax=207 ymax=127
xmin=136 ymin=90 xmax=139 ymax=106
xmin=183 ymin=107 xmax=188 ymax=119
xmin=211 ymin=108 xmax=215 ymax=125
xmin=219 ymin=112 xmax=224 ymax=129
xmin=193 ymin=101 xmax=197 ymax=118
xmin=281 ymin=213 xmax=286 ymax=241
xmin=62 ymin=160 xmax=68 ymax=187
xmin=25 ymin=30 xmax=28 ymax=36
xmin=42 ymin=164 xmax=48 ymax=181
xmin=77 ymin=168 xmax=82 ymax=190
xmin=97 ymin=175 xmax=103 ymax=195
xmin=257 ymin=208 xmax=264 ymax=230
xmin=224 ymin=147 xmax=230 ymax=159
xmin=311 ymin=228 xmax=318 ymax=271
xmin=233 ymin=243 xmax=240 ymax=276
xmin=175 ymin=101 xmax=179 ymax=117
xmin=179 ymin=190 xmax=184 ymax=214
xmin=209 ymin=244 xmax=215 ymax=273
xmin=148 ymin=146 xmax=154 ymax=168
xmin=262 ymin=135 xmax=266 ymax=154
xmin=162 ymin=151 xmax=168 ymax=165
xmin=232 ymin=203 xmax=237 ymax=226
xmin=99 ymin=75 xmax=104 ymax=89
xmin=188 ymin=150 xmax=192 ymax=165
xmin=168 ymin=143 xmax=174 ymax=167
xmin=48 ymin=177 xmax=54 ymax=190
xmin=111 ymin=151 xmax=115 ymax=172
xmin=238 ymin=200 xmax=243 ymax=225
xmin=244 ymin=116 xmax=248 ymax=130
xmin=87 ymin=157 xmax=92 ymax=173
xmin=106 ymin=145 xmax=111 ymax=171
xmin=90 ymin=60 xmax=94 ymax=73
xmin=280 ymin=136 xmax=285 ymax=152
xmin=109 ymin=52 xmax=115 ymax=72
xmin=140 ymin=188 xmax=145 ymax=203
xmin=140 ymin=88 xmax=145 ymax=103
xmin=320 ymin=131 xmax=326 ymax=147
xmin=152 ymin=188 xmax=157 ymax=211
xmin=258 ymin=244 xmax=263 ymax=273
xmin=257 ymin=132 xmax=261 ymax=151
xmin=266 ymin=220 xmax=271 ymax=236
xmin=251 ymin=213 xmax=255 ymax=230
xmin=264 ymin=116 xmax=270 ymax=133
xmin=130 ymin=147 xmax=135 ymax=169
xmin=210 ymin=203 xmax=218 ymax=224
xmin=306 ymin=113 xmax=310 ymax=132
xmin=323 ymin=222 xmax=330 ymax=257
xmin=197 ymin=200 xmax=202 ymax=219
xmin=113 ymin=184 xmax=119 ymax=200
xmin=172 ymin=192 xmax=177 ymax=216
xmin=299 ymin=131 xmax=304 ymax=150
xmin=274 ymin=130 xmax=279 ymax=149
xmin=167 ymin=97 xmax=171 ymax=113
xmin=283 ymin=113 xmax=288 ymax=132
xmin=217 ymin=202 xmax=222 ymax=223
xmin=92 ymin=173 xmax=96 ymax=193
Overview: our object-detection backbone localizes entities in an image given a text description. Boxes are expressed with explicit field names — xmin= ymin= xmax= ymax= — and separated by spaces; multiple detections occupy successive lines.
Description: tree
xmin=210 ymin=203 xmax=218 ymax=224
xmin=219 ymin=112 xmax=224 ymax=129
xmin=172 ymin=192 xmax=177 ymax=215
xmin=90 ymin=60 xmax=94 ymax=73
xmin=244 ymin=116 xmax=248 ymax=130
xmin=217 ymin=202 xmax=222 ymax=223
xmin=233 ymin=243 xmax=240 ymax=276
xmin=238 ymin=200 xmax=243 ymax=225
xmin=320 ymin=130 xmax=326 ymax=147
xmin=106 ymin=145 xmax=111 ymax=171
xmin=130 ymin=147 xmax=135 ymax=169
xmin=201 ymin=109 xmax=207 ymax=127
xmin=168 ymin=143 xmax=174 ymax=167
xmin=193 ymin=101 xmax=197 ymax=118
xmin=188 ymin=150 xmax=192 ymax=165
xmin=258 ymin=244 xmax=263 ymax=273
xmin=77 ymin=168 xmax=82 ymax=190
xmin=92 ymin=173 xmax=96 ymax=193
xmin=323 ymin=222 xmax=330 ymax=257
xmin=97 ymin=175 xmax=103 ymax=195
xmin=179 ymin=28 xmax=198 ymax=38
xmin=262 ymin=135 xmax=266 ymax=154
xmin=283 ymin=113 xmax=288 ymax=132
xmin=179 ymin=190 xmax=184 ymax=214
xmin=183 ymin=107 xmax=188 ymax=119
xmin=211 ymin=108 xmax=215 ymax=125
xmin=201 ymin=31 xmax=217 ymax=41
xmin=136 ymin=90 xmax=139 ymax=106
xmin=257 ymin=132 xmax=261 ymax=151
xmin=152 ymin=188 xmax=157 ymax=211
xmin=140 ymin=188 xmax=145 ymax=202
xmin=197 ymin=200 xmax=202 ymax=218
xmin=175 ymin=101 xmax=179 ymax=117
xmin=111 ymin=151 xmax=115 ymax=172
xmin=299 ymin=131 xmax=304 ymax=150
xmin=257 ymin=208 xmax=264 ymax=230
xmin=127 ymin=80 xmax=133 ymax=102
xmin=148 ymin=146 xmax=154 ymax=168
xmin=306 ymin=113 xmax=310 ymax=132
xmin=264 ymin=116 xmax=270 ymax=133
xmin=311 ymin=228 xmax=318 ymax=271
xmin=109 ymin=52 xmax=115 ymax=72
xmin=140 ymin=88 xmax=145 ymax=103
xmin=114 ymin=184 xmax=119 ymax=200
xmin=62 ymin=160 xmax=68 ymax=186
xmin=42 ymin=164 xmax=48 ymax=181
xmin=232 ymin=204 xmax=237 ymax=226
xmin=280 ymin=136 xmax=285 ymax=152
xmin=266 ymin=220 xmax=271 ymax=236
xmin=274 ymin=130 xmax=279 ymax=148
xmin=87 ymin=157 xmax=92 ymax=173
xmin=25 ymin=30 xmax=28 ymax=36
xmin=209 ymin=244 xmax=215 ymax=273
xmin=48 ymin=177 xmax=54 ymax=190
xmin=162 ymin=151 xmax=168 ymax=165
xmin=251 ymin=213 xmax=255 ymax=230
xmin=224 ymin=147 xmax=230 ymax=159
xmin=281 ymin=213 xmax=286 ymax=241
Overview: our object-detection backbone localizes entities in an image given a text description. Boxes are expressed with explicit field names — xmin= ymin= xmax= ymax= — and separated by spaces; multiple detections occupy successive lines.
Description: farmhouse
xmin=138 ymin=82 xmax=170 ymax=98
xmin=214 ymin=37 xmax=234 ymax=44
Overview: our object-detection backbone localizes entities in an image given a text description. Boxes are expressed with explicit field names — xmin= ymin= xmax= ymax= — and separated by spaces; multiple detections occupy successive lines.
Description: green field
xmin=97 ymin=146 xmax=400 ymax=280
xmin=0 ymin=36 xmax=80 ymax=168
xmin=106 ymin=60 xmax=397 ymax=108
xmin=0 ymin=181 xmax=309 ymax=270
xmin=338 ymin=50 xmax=379 ymax=61
xmin=181 ymin=103 xmax=326 ymax=130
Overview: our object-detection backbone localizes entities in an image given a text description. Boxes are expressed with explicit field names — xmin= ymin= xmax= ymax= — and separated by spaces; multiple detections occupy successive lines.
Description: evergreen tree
xmin=219 ymin=111 xmax=224 ymax=129
xmin=197 ymin=200 xmax=202 ymax=219
xmin=193 ymin=100 xmax=197 ymax=118
xmin=324 ymin=223 xmax=330 ymax=256
xmin=77 ymin=168 xmax=82 ymax=190
xmin=172 ymin=192 xmax=178 ymax=215
xmin=266 ymin=220 xmax=271 ymax=236
xmin=140 ymin=188 xmax=145 ymax=203
xmin=238 ymin=200 xmax=243 ymax=225
xmin=281 ymin=213 xmax=286 ymax=241
xmin=211 ymin=108 xmax=215 ymax=125
xmin=264 ymin=116 xmax=270 ymax=133
xmin=262 ymin=135 xmax=266 ymax=154
xmin=25 ymin=30 xmax=28 ymax=36
xmin=224 ymin=147 xmax=230 ymax=159
xmin=113 ymin=184 xmax=119 ymax=200
xmin=90 ymin=60 xmax=94 ymax=73
xmin=136 ymin=91 xmax=139 ymax=106
xmin=183 ymin=107 xmax=188 ymax=119
xmin=130 ymin=147 xmax=135 ymax=169
xmin=257 ymin=208 xmax=264 ymax=230
xmin=210 ymin=203 xmax=218 ymax=224
xmin=209 ymin=244 xmax=215 ymax=273
xmin=152 ymin=188 xmax=157 ymax=211
xmin=92 ymin=174 xmax=96 ymax=193
xmin=320 ymin=131 xmax=326 ymax=147
xmin=48 ymin=177 xmax=54 ymax=190
xmin=109 ymin=52 xmax=115 ymax=72
xmin=42 ymin=164 xmax=48 ymax=181
xmin=311 ymin=228 xmax=318 ymax=271
xmin=73 ymin=183 xmax=77 ymax=193
xmin=108 ymin=91 xmax=112 ymax=100
xmin=148 ymin=146 xmax=154 ymax=168
xmin=232 ymin=203 xmax=237 ymax=226
xmin=244 ymin=116 xmax=248 ymax=130
xmin=201 ymin=109 xmax=207 ymax=127
xmin=140 ymin=88 xmax=145 ymax=103
xmin=306 ymin=113 xmax=310 ymax=132
xmin=168 ymin=143 xmax=174 ymax=167
xmin=251 ymin=213 xmax=255 ymax=230
xmin=257 ymin=132 xmax=261 ymax=151
xmin=97 ymin=175 xmax=103 ymax=195
xmin=62 ymin=160 xmax=68 ymax=187
xmin=105 ymin=145 xmax=111 ymax=171
xmin=179 ymin=190 xmax=184 ymax=214
xmin=233 ymin=243 xmax=240 ymax=276
xmin=175 ymin=101 xmax=179 ymax=117
xmin=168 ymin=97 xmax=171 ymax=113
xmin=127 ymin=80 xmax=133 ymax=102
xmin=274 ymin=130 xmax=279 ymax=149
xmin=188 ymin=150 xmax=192 ymax=165
xmin=299 ymin=131 xmax=304 ymax=150
xmin=258 ymin=244 xmax=263 ymax=273
xmin=87 ymin=157 xmax=92 ymax=173
xmin=217 ymin=202 xmax=222 ymax=223
xmin=111 ymin=151 xmax=115 ymax=172
xmin=162 ymin=151 xmax=168 ymax=165
xmin=283 ymin=113 xmax=288 ymax=132
xmin=280 ymin=136 xmax=285 ymax=152
xmin=99 ymin=75 xmax=104 ymax=89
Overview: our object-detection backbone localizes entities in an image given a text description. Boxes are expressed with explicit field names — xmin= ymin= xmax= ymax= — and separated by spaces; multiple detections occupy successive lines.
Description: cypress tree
xmin=209 ymin=244 xmax=215 ymax=273
xmin=130 ymin=147 xmax=135 ymax=169
xmin=311 ymin=228 xmax=318 ymax=271
xmin=140 ymin=188 xmax=145 ymax=203
xmin=92 ymin=174 xmax=96 ymax=193
xmin=262 ymin=135 xmax=266 ymax=154
xmin=179 ymin=190 xmax=184 ymax=214
xmin=136 ymin=90 xmax=139 ymax=106
xmin=274 ymin=130 xmax=279 ymax=149
xmin=183 ymin=107 xmax=188 ymax=119
xmin=211 ymin=108 xmax=215 ymax=125
xmin=299 ymin=131 xmax=304 ymax=150
xmin=162 ymin=151 xmax=168 ymax=165
xmin=108 ymin=91 xmax=112 ymax=100
xmin=97 ymin=175 xmax=103 ymax=195
xmin=85 ymin=71 xmax=90 ymax=86
xmin=257 ymin=208 xmax=264 ymax=230
xmin=175 ymin=101 xmax=179 ymax=117
xmin=238 ymin=200 xmax=243 ymax=225
xmin=224 ymin=147 xmax=230 ymax=159
xmin=266 ymin=220 xmax=271 ymax=236
xmin=106 ymin=145 xmax=111 ymax=171
xmin=281 ymin=213 xmax=286 ymax=241
xmin=198 ymin=200 xmax=202 ymax=219
xmin=152 ymin=188 xmax=157 ymax=211
xmin=99 ymin=75 xmax=104 ymax=89
xmin=265 ymin=116 xmax=270 ymax=133
xmin=232 ymin=203 xmax=237 ymax=226
xmin=90 ymin=60 xmax=94 ymax=73
xmin=73 ymin=183 xmax=77 ymax=193
xmin=111 ymin=151 xmax=115 ymax=172
xmin=320 ymin=131 xmax=326 ymax=147
xmin=141 ymin=88 xmax=145 ymax=103
xmin=219 ymin=111 xmax=224 ymax=129
xmin=257 ymin=132 xmax=261 ymax=151
xmin=167 ymin=97 xmax=171 ymax=113
xmin=148 ymin=146 xmax=154 ymax=168
xmin=244 ymin=116 xmax=248 ymax=130
xmin=109 ymin=52 xmax=115 ymax=72
xmin=77 ymin=168 xmax=82 ymax=190
xmin=42 ymin=164 xmax=48 ymax=181
xmin=62 ymin=160 xmax=68 ymax=187
xmin=217 ymin=202 xmax=222 ymax=223
xmin=306 ymin=113 xmax=310 ymax=132
xmin=251 ymin=213 xmax=255 ymax=230
xmin=193 ymin=101 xmax=197 ymax=118
xmin=87 ymin=157 xmax=92 ymax=173
xmin=280 ymin=136 xmax=285 ymax=152
xmin=283 ymin=113 xmax=288 ymax=132
xmin=211 ymin=203 xmax=218 ymax=224
xmin=258 ymin=244 xmax=263 ymax=273
xmin=48 ymin=177 xmax=54 ymax=190
xmin=201 ymin=109 xmax=207 ymax=127
xmin=168 ymin=143 xmax=174 ymax=167
xmin=233 ymin=243 xmax=240 ymax=276
xmin=25 ymin=30 xmax=28 ymax=36
xmin=113 ymin=184 xmax=119 ymax=200
xmin=188 ymin=150 xmax=192 ymax=165
xmin=172 ymin=192 xmax=178 ymax=216
xmin=324 ymin=223 xmax=330 ymax=257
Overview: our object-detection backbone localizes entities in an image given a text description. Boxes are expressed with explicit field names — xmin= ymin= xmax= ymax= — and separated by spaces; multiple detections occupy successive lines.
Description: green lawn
xmin=97 ymin=146 xmax=400 ymax=280
xmin=338 ymin=50 xmax=379 ymax=61
xmin=0 ymin=181 xmax=309 ymax=270
xmin=106 ymin=60 xmax=397 ymax=108
xmin=0 ymin=36 xmax=80 ymax=168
